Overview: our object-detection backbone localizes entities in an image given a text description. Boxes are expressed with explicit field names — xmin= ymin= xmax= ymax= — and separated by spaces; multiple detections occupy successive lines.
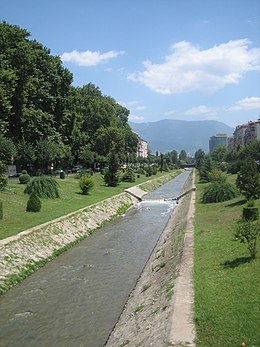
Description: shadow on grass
xmin=222 ymin=256 xmax=252 ymax=269
xmin=226 ymin=199 xmax=247 ymax=208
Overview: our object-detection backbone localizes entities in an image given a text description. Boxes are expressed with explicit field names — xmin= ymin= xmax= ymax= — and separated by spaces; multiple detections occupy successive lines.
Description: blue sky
xmin=1 ymin=0 xmax=260 ymax=127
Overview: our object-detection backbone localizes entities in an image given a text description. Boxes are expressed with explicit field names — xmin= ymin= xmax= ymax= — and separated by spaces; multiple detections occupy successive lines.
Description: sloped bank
xmin=0 ymin=171 xmax=181 ymax=295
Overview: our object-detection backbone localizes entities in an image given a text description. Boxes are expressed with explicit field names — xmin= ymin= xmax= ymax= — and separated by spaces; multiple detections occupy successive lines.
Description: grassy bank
xmin=194 ymin=172 xmax=260 ymax=347
xmin=0 ymin=170 xmax=181 ymax=240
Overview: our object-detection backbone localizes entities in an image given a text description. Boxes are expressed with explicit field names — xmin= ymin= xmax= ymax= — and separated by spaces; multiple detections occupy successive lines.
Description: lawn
xmin=194 ymin=172 xmax=260 ymax=347
xmin=0 ymin=170 xmax=178 ymax=240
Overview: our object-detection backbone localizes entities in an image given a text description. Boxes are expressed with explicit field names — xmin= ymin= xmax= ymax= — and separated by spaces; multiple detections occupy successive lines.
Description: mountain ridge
xmin=129 ymin=119 xmax=234 ymax=153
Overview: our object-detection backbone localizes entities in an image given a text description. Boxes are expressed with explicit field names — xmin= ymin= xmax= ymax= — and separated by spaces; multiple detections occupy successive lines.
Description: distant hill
xmin=130 ymin=119 xmax=234 ymax=154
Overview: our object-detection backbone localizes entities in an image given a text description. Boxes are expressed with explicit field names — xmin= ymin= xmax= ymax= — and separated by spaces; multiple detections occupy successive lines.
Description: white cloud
xmin=61 ymin=49 xmax=125 ymax=66
xmin=128 ymin=39 xmax=260 ymax=94
xmin=164 ymin=110 xmax=176 ymax=117
xmin=129 ymin=114 xmax=145 ymax=121
xmin=185 ymin=105 xmax=217 ymax=116
xmin=119 ymin=100 xmax=146 ymax=112
xmin=228 ymin=96 xmax=260 ymax=111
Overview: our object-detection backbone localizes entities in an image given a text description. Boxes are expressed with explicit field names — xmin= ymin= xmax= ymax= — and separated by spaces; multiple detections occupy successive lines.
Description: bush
xmin=79 ymin=175 xmax=94 ymax=195
xmin=24 ymin=176 xmax=60 ymax=199
xmin=60 ymin=171 xmax=65 ymax=179
xmin=235 ymin=219 xmax=260 ymax=259
xmin=202 ymin=181 xmax=238 ymax=203
xmin=0 ymin=200 xmax=3 ymax=219
xmin=104 ymin=169 xmax=120 ymax=187
xmin=122 ymin=167 xmax=136 ymax=182
xmin=19 ymin=170 xmax=31 ymax=184
xmin=136 ymin=168 xmax=146 ymax=175
xmin=242 ymin=207 xmax=259 ymax=221
xmin=0 ymin=174 xmax=8 ymax=191
xmin=26 ymin=192 xmax=42 ymax=212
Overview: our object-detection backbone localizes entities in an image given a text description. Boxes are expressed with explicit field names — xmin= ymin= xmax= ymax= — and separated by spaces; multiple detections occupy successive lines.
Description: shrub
xmin=19 ymin=170 xmax=31 ymax=184
xmin=122 ymin=167 xmax=136 ymax=182
xmin=0 ymin=161 xmax=8 ymax=191
xmin=236 ymin=158 xmax=260 ymax=200
xmin=104 ymin=169 xmax=120 ymax=187
xmin=0 ymin=200 xmax=3 ymax=219
xmin=242 ymin=206 xmax=259 ymax=221
xmin=24 ymin=176 xmax=60 ymax=199
xmin=136 ymin=168 xmax=146 ymax=175
xmin=0 ymin=174 xmax=8 ymax=191
xmin=26 ymin=192 xmax=42 ymax=212
xmin=60 ymin=171 xmax=65 ymax=179
xmin=202 ymin=181 xmax=238 ymax=203
xmin=234 ymin=219 xmax=260 ymax=259
xmin=79 ymin=175 xmax=94 ymax=195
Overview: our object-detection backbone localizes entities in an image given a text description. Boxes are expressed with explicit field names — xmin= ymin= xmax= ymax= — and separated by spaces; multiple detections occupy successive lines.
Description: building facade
xmin=137 ymin=136 xmax=148 ymax=158
xmin=228 ymin=119 xmax=260 ymax=149
xmin=209 ymin=134 xmax=228 ymax=153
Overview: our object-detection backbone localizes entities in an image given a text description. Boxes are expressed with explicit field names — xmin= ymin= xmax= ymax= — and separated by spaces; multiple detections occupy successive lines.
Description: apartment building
xmin=137 ymin=136 xmax=148 ymax=158
xmin=228 ymin=119 xmax=260 ymax=149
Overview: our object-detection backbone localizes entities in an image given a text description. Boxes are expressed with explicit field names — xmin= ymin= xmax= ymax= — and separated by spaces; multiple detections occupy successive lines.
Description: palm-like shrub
xmin=202 ymin=181 xmax=238 ymax=203
xmin=79 ymin=175 xmax=94 ymax=195
xmin=24 ymin=176 xmax=60 ymax=199
xmin=26 ymin=192 xmax=42 ymax=212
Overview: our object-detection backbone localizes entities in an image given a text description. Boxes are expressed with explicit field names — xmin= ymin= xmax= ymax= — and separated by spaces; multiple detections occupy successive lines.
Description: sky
xmin=1 ymin=0 xmax=260 ymax=128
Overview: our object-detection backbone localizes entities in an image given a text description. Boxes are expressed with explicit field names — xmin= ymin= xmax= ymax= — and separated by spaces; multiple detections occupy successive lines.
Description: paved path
xmin=169 ymin=170 xmax=196 ymax=346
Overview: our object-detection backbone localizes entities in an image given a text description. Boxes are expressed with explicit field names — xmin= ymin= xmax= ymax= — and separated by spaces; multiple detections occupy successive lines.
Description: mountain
xmin=130 ymin=119 xmax=234 ymax=154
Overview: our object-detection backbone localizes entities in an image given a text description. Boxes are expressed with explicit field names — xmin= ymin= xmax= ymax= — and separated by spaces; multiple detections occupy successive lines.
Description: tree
xmin=236 ymin=159 xmax=260 ymax=200
xmin=0 ymin=134 xmax=16 ymax=163
xmin=179 ymin=149 xmax=188 ymax=162
xmin=104 ymin=149 xmax=120 ymax=187
xmin=195 ymin=149 xmax=205 ymax=169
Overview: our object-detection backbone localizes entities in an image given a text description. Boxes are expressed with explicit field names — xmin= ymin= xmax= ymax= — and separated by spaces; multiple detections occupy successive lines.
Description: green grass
xmin=0 ymin=170 xmax=179 ymax=240
xmin=194 ymin=172 xmax=260 ymax=347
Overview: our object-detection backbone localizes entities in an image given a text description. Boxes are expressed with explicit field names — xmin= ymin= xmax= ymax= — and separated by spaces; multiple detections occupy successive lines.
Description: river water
xmin=0 ymin=170 xmax=191 ymax=347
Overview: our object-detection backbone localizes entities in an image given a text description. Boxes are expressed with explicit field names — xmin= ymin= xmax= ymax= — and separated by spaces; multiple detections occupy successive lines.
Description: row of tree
xmin=194 ymin=140 xmax=260 ymax=201
xmin=0 ymin=22 xmax=138 ymax=172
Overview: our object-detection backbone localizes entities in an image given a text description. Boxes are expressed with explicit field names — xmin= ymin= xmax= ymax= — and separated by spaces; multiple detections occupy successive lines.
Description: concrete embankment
xmin=0 ymin=171 xmax=181 ymax=294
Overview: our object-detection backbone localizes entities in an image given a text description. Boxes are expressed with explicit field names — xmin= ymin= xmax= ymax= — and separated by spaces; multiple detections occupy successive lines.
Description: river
xmin=0 ymin=170 xmax=191 ymax=347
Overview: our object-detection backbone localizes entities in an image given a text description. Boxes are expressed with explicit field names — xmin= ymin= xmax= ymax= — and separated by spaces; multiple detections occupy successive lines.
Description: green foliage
xmin=104 ymin=150 xmax=120 ymax=187
xmin=202 ymin=181 xmax=238 ymax=203
xmin=19 ymin=171 xmax=31 ymax=184
xmin=0 ymin=175 xmax=8 ymax=191
xmin=236 ymin=158 xmax=260 ymax=200
xmin=242 ymin=207 xmax=259 ymax=221
xmin=79 ymin=175 xmax=94 ymax=195
xmin=0 ymin=135 xmax=17 ymax=163
xmin=59 ymin=171 xmax=65 ymax=179
xmin=199 ymin=156 xmax=213 ymax=182
xmin=0 ymin=201 xmax=3 ymax=219
xmin=208 ymin=168 xmax=226 ymax=183
xmin=26 ymin=192 xmax=41 ymax=212
xmin=24 ymin=176 xmax=60 ymax=199
xmin=235 ymin=219 xmax=260 ymax=259
xmin=122 ymin=167 xmax=136 ymax=182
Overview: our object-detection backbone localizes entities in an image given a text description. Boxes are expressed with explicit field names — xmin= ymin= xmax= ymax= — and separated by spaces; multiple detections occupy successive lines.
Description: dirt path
xmin=105 ymin=171 xmax=196 ymax=347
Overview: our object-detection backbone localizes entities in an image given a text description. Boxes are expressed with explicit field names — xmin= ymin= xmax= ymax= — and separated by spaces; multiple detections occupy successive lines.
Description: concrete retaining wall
xmin=0 ymin=171 xmax=182 ymax=294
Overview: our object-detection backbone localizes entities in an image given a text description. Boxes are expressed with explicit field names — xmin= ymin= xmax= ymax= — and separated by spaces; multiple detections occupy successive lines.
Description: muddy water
xmin=0 ymin=170 xmax=191 ymax=347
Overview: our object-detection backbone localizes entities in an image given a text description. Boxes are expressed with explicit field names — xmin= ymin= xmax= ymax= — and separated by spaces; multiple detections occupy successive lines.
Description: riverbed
xmin=0 ymin=170 xmax=191 ymax=347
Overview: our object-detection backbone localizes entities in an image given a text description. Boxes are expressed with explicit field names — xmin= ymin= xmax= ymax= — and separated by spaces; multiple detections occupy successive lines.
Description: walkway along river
xmin=0 ymin=170 xmax=191 ymax=347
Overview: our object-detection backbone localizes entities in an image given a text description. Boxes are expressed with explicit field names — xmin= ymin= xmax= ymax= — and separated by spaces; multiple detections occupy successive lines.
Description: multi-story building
xmin=244 ymin=120 xmax=260 ymax=145
xmin=230 ymin=119 xmax=260 ymax=148
xmin=209 ymin=134 xmax=227 ymax=152
xmin=137 ymin=136 xmax=148 ymax=158
xmin=233 ymin=124 xmax=248 ymax=146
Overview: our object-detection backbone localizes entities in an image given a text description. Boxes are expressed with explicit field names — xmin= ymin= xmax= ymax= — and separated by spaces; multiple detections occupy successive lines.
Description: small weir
xmin=0 ymin=170 xmax=191 ymax=347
